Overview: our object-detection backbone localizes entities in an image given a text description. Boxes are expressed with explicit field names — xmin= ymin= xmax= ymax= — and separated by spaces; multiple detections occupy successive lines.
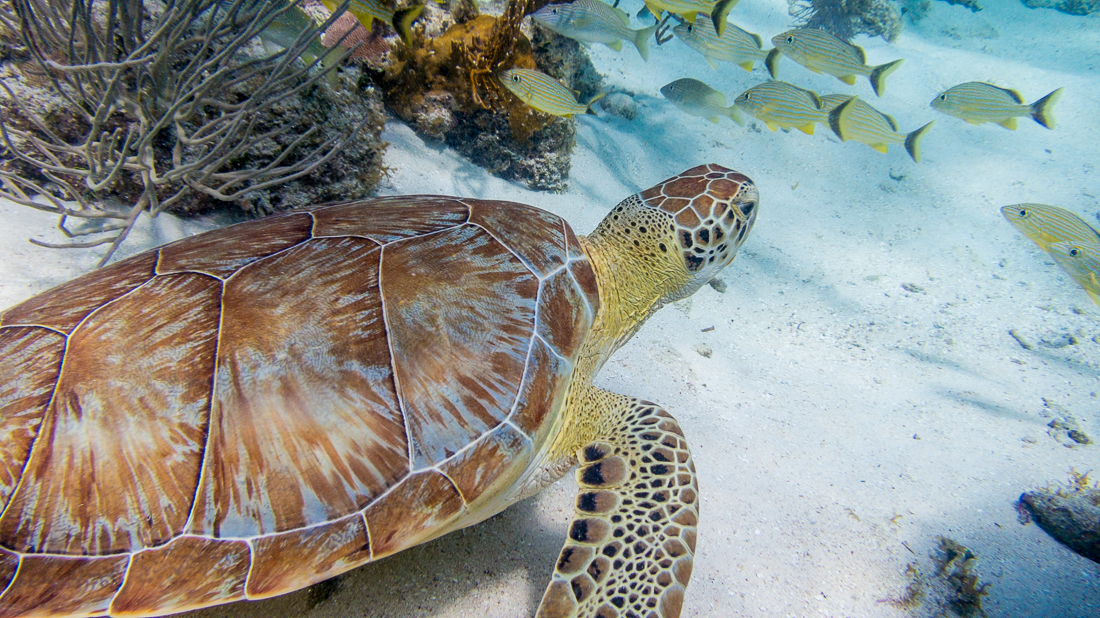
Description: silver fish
xmin=533 ymin=0 xmax=658 ymax=61
xmin=661 ymin=78 xmax=745 ymax=125
xmin=672 ymin=15 xmax=775 ymax=72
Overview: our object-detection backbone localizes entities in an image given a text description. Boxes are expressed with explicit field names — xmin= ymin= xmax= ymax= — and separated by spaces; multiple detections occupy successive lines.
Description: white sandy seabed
xmin=1 ymin=0 xmax=1099 ymax=616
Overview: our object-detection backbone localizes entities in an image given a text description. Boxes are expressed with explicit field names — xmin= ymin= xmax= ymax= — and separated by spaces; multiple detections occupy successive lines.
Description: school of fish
xmin=507 ymin=0 xmax=1085 ymax=304
xmin=504 ymin=0 xmax=1064 ymax=161
xmin=248 ymin=0 xmax=1084 ymax=307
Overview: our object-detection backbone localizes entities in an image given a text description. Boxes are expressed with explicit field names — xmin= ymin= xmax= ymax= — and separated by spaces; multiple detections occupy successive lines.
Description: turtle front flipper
xmin=536 ymin=390 xmax=698 ymax=618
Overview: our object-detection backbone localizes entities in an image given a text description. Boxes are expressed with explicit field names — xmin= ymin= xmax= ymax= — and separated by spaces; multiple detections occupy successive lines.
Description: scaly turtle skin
xmin=0 ymin=164 xmax=758 ymax=618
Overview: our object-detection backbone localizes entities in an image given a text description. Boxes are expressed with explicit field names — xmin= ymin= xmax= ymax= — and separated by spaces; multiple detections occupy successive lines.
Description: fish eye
xmin=512 ymin=74 xmax=520 ymax=82
xmin=1018 ymin=208 xmax=1028 ymax=217
xmin=687 ymin=24 xmax=693 ymax=32
xmin=786 ymin=36 xmax=794 ymax=43
xmin=1070 ymin=248 xmax=1082 ymax=257
xmin=939 ymin=94 xmax=947 ymax=101
xmin=551 ymin=7 xmax=557 ymax=12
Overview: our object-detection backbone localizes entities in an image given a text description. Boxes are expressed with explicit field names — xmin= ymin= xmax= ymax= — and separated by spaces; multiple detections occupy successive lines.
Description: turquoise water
xmin=0 ymin=0 xmax=1097 ymax=617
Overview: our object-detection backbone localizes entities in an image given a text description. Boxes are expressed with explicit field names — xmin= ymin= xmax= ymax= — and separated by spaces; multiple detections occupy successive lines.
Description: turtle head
xmin=590 ymin=164 xmax=758 ymax=305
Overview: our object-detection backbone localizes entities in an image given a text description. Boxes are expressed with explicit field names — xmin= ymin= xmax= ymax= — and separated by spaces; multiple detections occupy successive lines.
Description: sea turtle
xmin=0 ymin=164 xmax=758 ymax=618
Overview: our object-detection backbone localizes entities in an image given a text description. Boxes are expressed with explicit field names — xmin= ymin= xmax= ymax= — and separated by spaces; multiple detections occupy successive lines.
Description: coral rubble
xmin=1022 ymin=0 xmax=1100 ymax=15
xmin=1018 ymin=472 xmax=1100 ymax=564
xmin=788 ymin=0 xmax=903 ymax=42
xmin=936 ymin=0 xmax=982 ymax=11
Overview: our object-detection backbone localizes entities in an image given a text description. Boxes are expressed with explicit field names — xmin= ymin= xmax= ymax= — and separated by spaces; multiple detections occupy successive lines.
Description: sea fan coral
xmin=0 ymin=0 xmax=384 ymax=266
xmin=788 ymin=0 xmax=903 ymax=42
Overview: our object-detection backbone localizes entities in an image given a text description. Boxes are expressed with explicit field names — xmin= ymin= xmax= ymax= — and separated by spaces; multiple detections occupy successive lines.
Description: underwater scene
xmin=0 ymin=0 xmax=1098 ymax=616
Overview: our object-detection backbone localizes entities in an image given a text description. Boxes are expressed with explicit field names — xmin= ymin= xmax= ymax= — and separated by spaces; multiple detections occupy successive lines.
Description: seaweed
xmin=788 ymin=0 xmax=903 ymax=42
xmin=377 ymin=0 xmax=600 ymax=191
xmin=883 ymin=538 xmax=989 ymax=617
xmin=932 ymin=537 xmax=989 ymax=617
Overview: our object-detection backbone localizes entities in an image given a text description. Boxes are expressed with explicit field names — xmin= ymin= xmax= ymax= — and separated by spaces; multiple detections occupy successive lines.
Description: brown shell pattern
xmin=0 ymin=197 xmax=599 ymax=617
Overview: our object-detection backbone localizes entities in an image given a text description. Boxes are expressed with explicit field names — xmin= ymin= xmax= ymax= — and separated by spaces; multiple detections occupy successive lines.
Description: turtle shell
xmin=0 ymin=196 xmax=599 ymax=617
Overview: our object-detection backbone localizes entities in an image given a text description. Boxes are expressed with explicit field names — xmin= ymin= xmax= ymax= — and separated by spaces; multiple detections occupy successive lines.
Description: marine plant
xmin=787 ymin=0 xmax=903 ymax=42
xmin=379 ymin=0 xmax=596 ymax=190
xmin=0 ymin=0 xmax=376 ymax=266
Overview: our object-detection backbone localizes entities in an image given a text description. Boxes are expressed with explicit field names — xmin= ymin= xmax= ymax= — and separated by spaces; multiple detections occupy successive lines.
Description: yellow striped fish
xmin=660 ymin=78 xmax=745 ymax=125
xmin=644 ymin=0 xmax=738 ymax=37
xmin=672 ymin=15 xmax=777 ymax=72
xmin=1001 ymin=203 xmax=1100 ymax=252
xmin=320 ymin=0 xmax=423 ymax=45
xmin=818 ymin=93 xmax=855 ymax=113
xmin=769 ymin=28 xmax=903 ymax=96
xmin=930 ymin=82 xmax=1063 ymax=130
xmin=733 ymin=80 xmax=827 ymax=134
xmin=828 ymin=96 xmax=934 ymax=162
xmin=500 ymin=68 xmax=605 ymax=117
xmin=1047 ymin=241 xmax=1100 ymax=307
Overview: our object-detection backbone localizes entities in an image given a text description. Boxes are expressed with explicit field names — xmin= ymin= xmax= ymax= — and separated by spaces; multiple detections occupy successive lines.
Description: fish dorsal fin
xmin=987 ymin=84 xmax=1025 ymax=103
xmin=882 ymin=112 xmax=898 ymax=131
xmin=612 ymin=5 xmax=631 ymax=25
xmin=849 ymin=41 xmax=866 ymax=64
xmin=807 ymin=90 xmax=823 ymax=108
xmin=750 ymin=32 xmax=763 ymax=47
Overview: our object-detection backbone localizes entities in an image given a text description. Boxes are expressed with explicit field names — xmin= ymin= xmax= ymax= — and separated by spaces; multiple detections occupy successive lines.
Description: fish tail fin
xmin=869 ymin=58 xmax=903 ymax=97
xmin=1030 ymin=87 xmax=1063 ymax=130
xmin=904 ymin=121 xmax=934 ymax=163
xmin=585 ymin=91 xmax=607 ymax=115
xmin=711 ymin=0 xmax=739 ymax=37
xmin=634 ymin=24 xmax=657 ymax=61
xmin=392 ymin=5 xmax=424 ymax=46
xmin=828 ymin=95 xmax=857 ymax=141
xmin=727 ymin=105 xmax=746 ymax=126
xmin=764 ymin=48 xmax=781 ymax=79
